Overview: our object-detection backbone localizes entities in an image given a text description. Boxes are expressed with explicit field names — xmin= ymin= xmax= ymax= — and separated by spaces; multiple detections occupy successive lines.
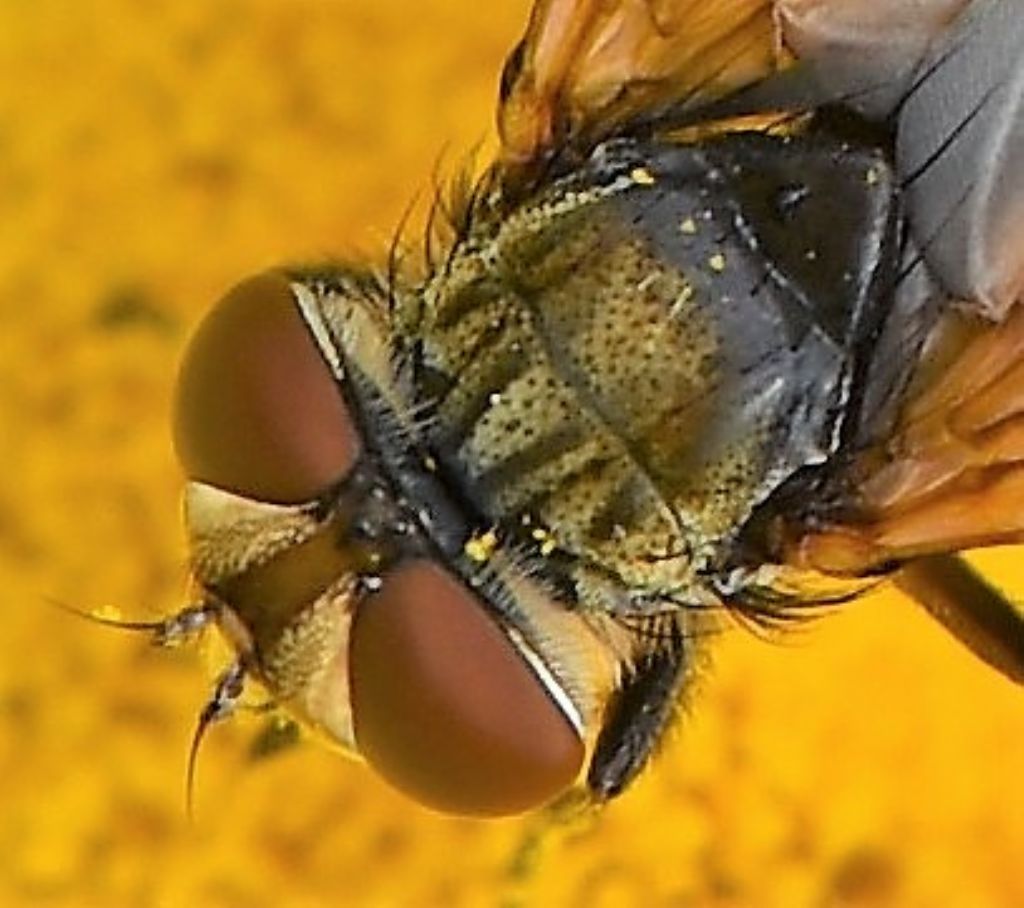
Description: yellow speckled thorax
xmin=403 ymin=143 xmax=813 ymax=612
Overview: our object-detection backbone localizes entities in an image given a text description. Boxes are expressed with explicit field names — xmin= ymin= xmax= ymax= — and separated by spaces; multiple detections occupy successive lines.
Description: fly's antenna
xmin=50 ymin=598 xmax=217 ymax=647
xmin=186 ymin=659 xmax=248 ymax=820
xmin=53 ymin=595 xmax=242 ymax=816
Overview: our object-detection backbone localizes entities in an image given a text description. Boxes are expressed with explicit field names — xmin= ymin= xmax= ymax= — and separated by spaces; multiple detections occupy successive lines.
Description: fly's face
xmin=159 ymin=0 xmax=1024 ymax=818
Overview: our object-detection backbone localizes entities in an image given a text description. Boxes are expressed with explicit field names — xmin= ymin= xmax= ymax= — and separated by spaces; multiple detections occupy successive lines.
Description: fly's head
xmin=170 ymin=268 xmax=654 ymax=817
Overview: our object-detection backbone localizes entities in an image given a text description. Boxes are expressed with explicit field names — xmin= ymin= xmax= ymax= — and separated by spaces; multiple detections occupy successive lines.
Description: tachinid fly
xmin=112 ymin=0 xmax=1024 ymax=816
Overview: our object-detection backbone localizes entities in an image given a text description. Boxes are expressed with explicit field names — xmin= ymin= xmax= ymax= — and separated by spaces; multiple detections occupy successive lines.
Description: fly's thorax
xmin=410 ymin=134 xmax=898 ymax=608
xmin=413 ymin=158 xmax=728 ymax=605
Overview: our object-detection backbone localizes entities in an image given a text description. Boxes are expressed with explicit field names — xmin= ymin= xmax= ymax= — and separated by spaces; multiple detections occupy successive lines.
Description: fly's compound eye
xmin=173 ymin=272 xmax=360 ymax=504
xmin=349 ymin=560 xmax=584 ymax=817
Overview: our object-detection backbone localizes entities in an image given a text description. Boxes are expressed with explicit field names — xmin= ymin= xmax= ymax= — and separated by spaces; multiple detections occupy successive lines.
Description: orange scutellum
xmin=349 ymin=560 xmax=584 ymax=817
xmin=173 ymin=272 xmax=359 ymax=504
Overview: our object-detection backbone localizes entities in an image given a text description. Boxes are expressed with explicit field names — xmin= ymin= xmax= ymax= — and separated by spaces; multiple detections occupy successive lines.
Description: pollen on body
xmin=463 ymin=529 xmax=499 ymax=563
xmin=630 ymin=166 xmax=656 ymax=186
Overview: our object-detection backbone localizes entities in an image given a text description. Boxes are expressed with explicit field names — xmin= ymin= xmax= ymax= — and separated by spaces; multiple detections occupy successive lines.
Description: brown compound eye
xmin=349 ymin=560 xmax=584 ymax=816
xmin=173 ymin=272 xmax=359 ymax=504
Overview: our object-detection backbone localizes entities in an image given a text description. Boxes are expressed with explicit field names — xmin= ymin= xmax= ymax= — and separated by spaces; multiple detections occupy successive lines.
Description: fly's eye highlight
xmin=172 ymin=272 xmax=360 ymax=504
xmin=349 ymin=560 xmax=584 ymax=817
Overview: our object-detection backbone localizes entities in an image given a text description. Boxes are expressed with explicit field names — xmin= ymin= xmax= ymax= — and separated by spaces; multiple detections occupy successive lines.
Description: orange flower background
xmin=2 ymin=1 xmax=1022 ymax=905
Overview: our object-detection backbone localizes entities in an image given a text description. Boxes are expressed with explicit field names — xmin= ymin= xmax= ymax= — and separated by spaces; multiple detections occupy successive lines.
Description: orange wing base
xmin=498 ymin=0 xmax=779 ymax=168
xmin=789 ymin=304 xmax=1024 ymax=575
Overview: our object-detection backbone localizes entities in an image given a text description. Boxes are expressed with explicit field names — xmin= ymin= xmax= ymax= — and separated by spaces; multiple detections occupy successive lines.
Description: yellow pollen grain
xmin=708 ymin=252 xmax=726 ymax=273
xmin=680 ymin=217 xmax=697 ymax=235
xmin=463 ymin=529 xmax=499 ymax=563
xmin=866 ymin=166 xmax=880 ymax=186
xmin=630 ymin=166 xmax=656 ymax=186
xmin=529 ymin=526 xmax=557 ymax=556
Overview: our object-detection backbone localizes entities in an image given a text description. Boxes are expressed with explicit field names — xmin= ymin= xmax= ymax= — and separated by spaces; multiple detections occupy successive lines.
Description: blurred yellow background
xmin=1 ymin=1 xmax=1022 ymax=906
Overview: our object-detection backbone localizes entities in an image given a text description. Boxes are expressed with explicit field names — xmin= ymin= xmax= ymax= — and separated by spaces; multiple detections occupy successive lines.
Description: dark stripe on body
xmin=474 ymin=424 xmax=590 ymax=499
